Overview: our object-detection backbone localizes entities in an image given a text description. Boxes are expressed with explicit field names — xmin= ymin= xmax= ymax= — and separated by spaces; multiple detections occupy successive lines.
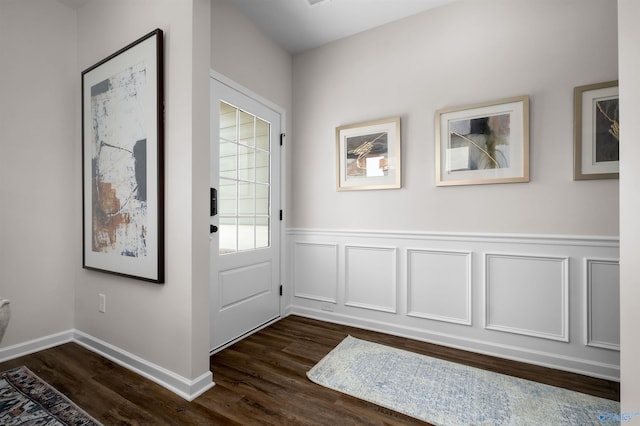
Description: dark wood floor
xmin=0 ymin=315 xmax=619 ymax=425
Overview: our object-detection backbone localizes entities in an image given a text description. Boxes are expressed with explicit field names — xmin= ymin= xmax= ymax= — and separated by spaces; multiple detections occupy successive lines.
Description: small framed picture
xmin=574 ymin=81 xmax=619 ymax=180
xmin=336 ymin=117 xmax=401 ymax=191
xmin=435 ymin=96 xmax=529 ymax=187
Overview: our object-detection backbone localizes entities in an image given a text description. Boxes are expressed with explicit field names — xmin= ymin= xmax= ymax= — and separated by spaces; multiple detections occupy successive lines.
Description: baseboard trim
xmin=0 ymin=330 xmax=214 ymax=401
xmin=0 ymin=330 xmax=74 ymax=363
xmin=289 ymin=306 xmax=620 ymax=382
xmin=74 ymin=331 xmax=214 ymax=401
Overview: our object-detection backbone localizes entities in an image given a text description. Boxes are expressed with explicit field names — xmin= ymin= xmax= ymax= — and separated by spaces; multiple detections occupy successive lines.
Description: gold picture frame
xmin=573 ymin=81 xmax=619 ymax=180
xmin=336 ymin=117 xmax=401 ymax=191
xmin=435 ymin=96 xmax=530 ymax=187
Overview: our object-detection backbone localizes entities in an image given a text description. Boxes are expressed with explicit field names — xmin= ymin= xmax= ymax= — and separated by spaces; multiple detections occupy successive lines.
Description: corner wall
xmin=0 ymin=0 xmax=77 ymax=347
xmin=74 ymin=0 xmax=212 ymax=393
xmin=210 ymin=0 xmax=293 ymax=221
xmin=1 ymin=0 xmax=289 ymax=401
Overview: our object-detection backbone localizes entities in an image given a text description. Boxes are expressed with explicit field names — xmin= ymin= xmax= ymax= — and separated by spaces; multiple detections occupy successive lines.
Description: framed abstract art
xmin=81 ymin=29 xmax=164 ymax=283
xmin=435 ymin=96 xmax=530 ymax=186
xmin=574 ymin=81 xmax=619 ymax=180
xmin=336 ymin=117 xmax=401 ymax=191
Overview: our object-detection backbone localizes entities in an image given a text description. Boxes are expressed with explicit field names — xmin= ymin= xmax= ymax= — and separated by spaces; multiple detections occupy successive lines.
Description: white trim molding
xmin=290 ymin=307 xmax=620 ymax=381
xmin=0 ymin=330 xmax=214 ymax=402
xmin=585 ymin=258 xmax=620 ymax=351
xmin=484 ymin=253 xmax=569 ymax=342
xmin=74 ymin=331 xmax=214 ymax=401
xmin=0 ymin=330 xmax=74 ymax=363
xmin=286 ymin=228 xmax=620 ymax=381
xmin=406 ymin=248 xmax=472 ymax=325
xmin=344 ymin=245 xmax=397 ymax=313
xmin=293 ymin=242 xmax=339 ymax=303
xmin=287 ymin=228 xmax=619 ymax=248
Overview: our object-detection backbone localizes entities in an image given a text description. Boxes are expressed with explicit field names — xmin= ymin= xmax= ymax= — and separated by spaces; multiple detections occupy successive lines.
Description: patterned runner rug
xmin=307 ymin=336 xmax=619 ymax=425
xmin=0 ymin=366 xmax=102 ymax=425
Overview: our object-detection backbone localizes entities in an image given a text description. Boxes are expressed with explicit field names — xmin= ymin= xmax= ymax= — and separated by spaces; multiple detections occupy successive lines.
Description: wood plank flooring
xmin=0 ymin=315 xmax=619 ymax=425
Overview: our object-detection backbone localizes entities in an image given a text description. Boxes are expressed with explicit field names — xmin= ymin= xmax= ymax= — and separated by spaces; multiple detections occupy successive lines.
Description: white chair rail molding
xmin=286 ymin=229 xmax=620 ymax=381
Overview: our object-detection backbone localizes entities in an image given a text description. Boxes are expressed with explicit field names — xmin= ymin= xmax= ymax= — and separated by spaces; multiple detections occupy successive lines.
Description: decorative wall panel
xmin=586 ymin=259 xmax=620 ymax=350
xmin=485 ymin=253 xmax=569 ymax=341
xmin=287 ymin=229 xmax=620 ymax=380
xmin=293 ymin=242 xmax=338 ymax=302
xmin=345 ymin=245 xmax=397 ymax=313
xmin=407 ymin=249 xmax=471 ymax=325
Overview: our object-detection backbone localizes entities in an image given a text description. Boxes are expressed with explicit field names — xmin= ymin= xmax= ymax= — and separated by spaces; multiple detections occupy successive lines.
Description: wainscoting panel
xmin=586 ymin=259 xmax=620 ymax=350
xmin=485 ymin=254 xmax=569 ymax=342
xmin=345 ymin=245 xmax=397 ymax=313
xmin=293 ymin=242 xmax=338 ymax=303
xmin=286 ymin=229 xmax=620 ymax=380
xmin=407 ymin=249 xmax=471 ymax=325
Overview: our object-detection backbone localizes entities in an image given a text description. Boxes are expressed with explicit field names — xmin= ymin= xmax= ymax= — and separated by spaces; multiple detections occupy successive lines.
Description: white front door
xmin=210 ymin=75 xmax=282 ymax=352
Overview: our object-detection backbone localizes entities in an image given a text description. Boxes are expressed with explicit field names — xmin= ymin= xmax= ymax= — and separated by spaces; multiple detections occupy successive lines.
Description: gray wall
xmin=75 ymin=0 xmax=212 ymax=381
xmin=0 ymin=0 xmax=292 ymax=395
xmin=0 ymin=0 xmax=214 ymax=385
xmin=291 ymin=0 xmax=619 ymax=236
xmin=285 ymin=0 xmax=621 ymax=383
xmin=0 ymin=0 xmax=77 ymax=345
xmin=2 ymin=0 xmax=636 ymax=405
xmin=210 ymin=0 xmax=293 ymax=218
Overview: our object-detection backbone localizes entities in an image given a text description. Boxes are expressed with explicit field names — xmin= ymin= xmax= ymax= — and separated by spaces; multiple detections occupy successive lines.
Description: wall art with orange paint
xmin=82 ymin=29 xmax=164 ymax=283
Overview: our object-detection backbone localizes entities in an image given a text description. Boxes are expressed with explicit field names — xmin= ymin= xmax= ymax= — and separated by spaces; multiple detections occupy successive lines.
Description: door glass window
xmin=219 ymin=101 xmax=270 ymax=254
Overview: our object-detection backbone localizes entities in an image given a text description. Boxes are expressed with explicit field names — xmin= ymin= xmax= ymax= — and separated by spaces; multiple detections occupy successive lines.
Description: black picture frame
xmin=81 ymin=29 xmax=164 ymax=283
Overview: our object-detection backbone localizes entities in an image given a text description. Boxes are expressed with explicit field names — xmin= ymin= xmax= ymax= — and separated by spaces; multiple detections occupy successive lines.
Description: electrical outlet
xmin=98 ymin=294 xmax=106 ymax=313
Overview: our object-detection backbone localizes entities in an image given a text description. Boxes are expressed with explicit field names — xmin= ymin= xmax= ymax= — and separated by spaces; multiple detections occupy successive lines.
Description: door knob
xmin=210 ymin=225 xmax=218 ymax=233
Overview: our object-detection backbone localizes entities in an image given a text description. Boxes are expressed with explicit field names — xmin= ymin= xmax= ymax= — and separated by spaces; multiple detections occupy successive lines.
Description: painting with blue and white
xmin=90 ymin=62 xmax=148 ymax=258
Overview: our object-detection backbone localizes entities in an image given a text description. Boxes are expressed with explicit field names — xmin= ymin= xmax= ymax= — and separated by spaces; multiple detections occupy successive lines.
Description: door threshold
xmin=209 ymin=315 xmax=281 ymax=355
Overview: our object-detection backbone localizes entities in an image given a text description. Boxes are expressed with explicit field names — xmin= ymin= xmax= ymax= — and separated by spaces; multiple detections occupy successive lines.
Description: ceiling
xmin=228 ymin=0 xmax=456 ymax=54
xmin=56 ymin=0 xmax=456 ymax=55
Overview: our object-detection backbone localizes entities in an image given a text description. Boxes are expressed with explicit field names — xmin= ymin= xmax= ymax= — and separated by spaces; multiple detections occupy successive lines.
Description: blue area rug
xmin=0 ymin=366 xmax=102 ymax=425
xmin=307 ymin=336 xmax=619 ymax=425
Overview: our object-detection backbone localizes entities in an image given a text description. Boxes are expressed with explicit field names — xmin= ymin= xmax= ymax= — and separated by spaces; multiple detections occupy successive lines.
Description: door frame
xmin=209 ymin=70 xmax=287 ymax=354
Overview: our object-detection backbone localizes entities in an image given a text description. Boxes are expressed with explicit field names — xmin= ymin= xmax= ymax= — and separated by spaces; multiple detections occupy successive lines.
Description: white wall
xmin=0 ymin=0 xmax=77 ymax=346
xmin=287 ymin=0 xmax=621 ymax=381
xmin=0 ymin=0 xmax=292 ymax=400
xmin=210 ymin=0 xmax=292 ymax=119
xmin=1 ymin=0 xmax=629 ymax=405
xmin=75 ymin=0 xmax=211 ymax=386
xmin=288 ymin=230 xmax=621 ymax=378
xmin=210 ymin=0 xmax=293 ymax=220
xmin=618 ymin=0 xmax=640 ymax=414
xmin=291 ymin=0 xmax=618 ymax=236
